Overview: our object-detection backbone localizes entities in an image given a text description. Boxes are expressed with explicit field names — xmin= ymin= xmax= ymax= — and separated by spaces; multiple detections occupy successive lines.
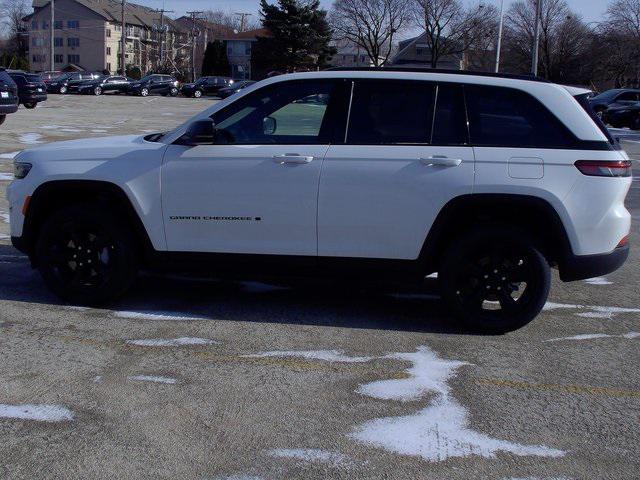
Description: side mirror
xmin=182 ymin=119 xmax=215 ymax=146
xmin=263 ymin=116 xmax=277 ymax=135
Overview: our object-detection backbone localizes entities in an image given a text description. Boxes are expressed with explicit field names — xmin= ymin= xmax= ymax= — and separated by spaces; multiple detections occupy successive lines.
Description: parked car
xmin=602 ymin=101 xmax=640 ymax=130
xmin=39 ymin=71 xmax=62 ymax=85
xmin=67 ymin=73 xmax=103 ymax=94
xmin=7 ymin=70 xmax=631 ymax=333
xmin=0 ymin=68 xmax=19 ymax=126
xmin=7 ymin=70 xmax=47 ymax=109
xmin=47 ymin=72 xmax=99 ymax=94
xmin=589 ymin=88 xmax=640 ymax=116
xmin=128 ymin=74 xmax=179 ymax=97
xmin=218 ymin=80 xmax=256 ymax=98
xmin=77 ymin=75 xmax=131 ymax=95
xmin=180 ymin=76 xmax=234 ymax=98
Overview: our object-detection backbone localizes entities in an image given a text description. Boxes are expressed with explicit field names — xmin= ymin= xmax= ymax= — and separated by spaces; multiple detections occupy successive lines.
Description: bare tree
xmin=330 ymin=0 xmax=410 ymax=67
xmin=202 ymin=9 xmax=260 ymax=34
xmin=599 ymin=0 xmax=640 ymax=86
xmin=0 ymin=0 xmax=29 ymax=58
xmin=411 ymin=0 xmax=497 ymax=69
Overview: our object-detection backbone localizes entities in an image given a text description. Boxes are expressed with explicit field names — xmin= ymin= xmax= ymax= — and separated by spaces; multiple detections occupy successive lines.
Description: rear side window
xmin=347 ymin=80 xmax=435 ymax=144
xmin=432 ymin=84 xmax=468 ymax=145
xmin=10 ymin=75 xmax=26 ymax=86
xmin=465 ymin=85 xmax=575 ymax=148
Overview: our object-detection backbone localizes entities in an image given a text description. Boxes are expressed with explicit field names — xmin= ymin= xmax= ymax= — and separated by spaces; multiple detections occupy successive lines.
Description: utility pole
xmin=234 ymin=12 xmax=252 ymax=32
xmin=156 ymin=8 xmax=174 ymax=68
xmin=495 ymin=0 xmax=504 ymax=73
xmin=531 ymin=0 xmax=542 ymax=76
xmin=187 ymin=11 xmax=203 ymax=82
xmin=50 ymin=0 xmax=54 ymax=71
xmin=121 ymin=0 xmax=126 ymax=75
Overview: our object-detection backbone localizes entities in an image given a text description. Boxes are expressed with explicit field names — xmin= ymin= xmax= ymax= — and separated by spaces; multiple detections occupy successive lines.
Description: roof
xmin=32 ymin=0 xmax=184 ymax=31
xmin=225 ymin=28 xmax=271 ymax=40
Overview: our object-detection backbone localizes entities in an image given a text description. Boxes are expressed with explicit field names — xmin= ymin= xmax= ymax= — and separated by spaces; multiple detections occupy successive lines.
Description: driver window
xmin=211 ymin=80 xmax=336 ymax=145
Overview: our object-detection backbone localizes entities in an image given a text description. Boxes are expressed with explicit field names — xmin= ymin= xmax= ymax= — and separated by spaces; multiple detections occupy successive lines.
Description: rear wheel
xmin=35 ymin=205 xmax=138 ymax=305
xmin=632 ymin=115 xmax=640 ymax=131
xmin=140 ymin=88 xmax=149 ymax=97
xmin=193 ymin=90 xmax=202 ymax=98
xmin=94 ymin=86 xmax=102 ymax=95
xmin=23 ymin=102 xmax=37 ymax=109
xmin=170 ymin=87 xmax=179 ymax=97
xmin=59 ymin=86 xmax=67 ymax=94
xmin=439 ymin=227 xmax=550 ymax=333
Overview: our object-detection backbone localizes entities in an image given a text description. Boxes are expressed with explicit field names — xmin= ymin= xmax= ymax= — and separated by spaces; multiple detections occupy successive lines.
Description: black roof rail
xmin=324 ymin=66 xmax=551 ymax=83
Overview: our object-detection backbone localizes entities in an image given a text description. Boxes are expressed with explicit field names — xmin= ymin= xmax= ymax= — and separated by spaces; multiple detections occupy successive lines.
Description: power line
xmin=234 ymin=12 xmax=252 ymax=32
xmin=155 ymin=7 xmax=174 ymax=66
xmin=186 ymin=10 xmax=203 ymax=82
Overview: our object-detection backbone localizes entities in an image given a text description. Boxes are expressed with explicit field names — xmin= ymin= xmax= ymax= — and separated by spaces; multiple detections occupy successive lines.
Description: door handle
xmin=273 ymin=154 xmax=314 ymax=164
xmin=420 ymin=156 xmax=463 ymax=167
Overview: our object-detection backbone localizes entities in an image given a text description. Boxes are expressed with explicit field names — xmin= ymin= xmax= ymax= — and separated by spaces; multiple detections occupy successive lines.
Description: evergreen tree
xmin=253 ymin=0 xmax=335 ymax=78
xmin=201 ymin=41 xmax=230 ymax=77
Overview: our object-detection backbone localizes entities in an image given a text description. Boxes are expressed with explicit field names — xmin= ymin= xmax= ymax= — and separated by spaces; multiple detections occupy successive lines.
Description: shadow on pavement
xmin=0 ymin=243 xmax=469 ymax=335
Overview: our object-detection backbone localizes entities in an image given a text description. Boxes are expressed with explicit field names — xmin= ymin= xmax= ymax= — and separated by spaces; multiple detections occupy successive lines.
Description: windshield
xmin=591 ymin=90 xmax=623 ymax=102
xmin=53 ymin=73 xmax=73 ymax=81
xmin=137 ymin=75 xmax=154 ymax=82
xmin=26 ymin=74 xmax=41 ymax=82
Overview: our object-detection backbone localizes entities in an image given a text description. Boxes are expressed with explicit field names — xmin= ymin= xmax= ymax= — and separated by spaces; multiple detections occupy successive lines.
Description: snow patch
xmin=113 ymin=309 xmax=208 ymax=321
xmin=39 ymin=124 xmax=64 ymax=130
xmin=129 ymin=375 xmax=177 ymax=384
xmin=543 ymin=302 xmax=640 ymax=319
xmin=268 ymin=448 xmax=348 ymax=466
xmin=60 ymin=128 xmax=84 ymax=133
xmin=0 ymin=151 xmax=20 ymax=159
xmin=584 ymin=277 xmax=612 ymax=285
xmin=546 ymin=332 xmax=640 ymax=342
xmin=245 ymin=350 xmax=374 ymax=363
xmin=18 ymin=133 xmax=43 ymax=144
xmin=0 ymin=234 xmax=9 ymax=240
xmin=351 ymin=346 xmax=565 ymax=462
xmin=127 ymin=337 xmax=219 ymax=347
xmin=0 ymin=212 xmax=9 ymax=224
xmin=0 ymin=404 xmax=74 ymax=422
xmin=0 ymin=173 xmax=14 ymax=181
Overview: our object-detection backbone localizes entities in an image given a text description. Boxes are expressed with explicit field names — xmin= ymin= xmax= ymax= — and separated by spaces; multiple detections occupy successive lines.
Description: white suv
xmin=6 ymin=69 xmax=632 ymax=332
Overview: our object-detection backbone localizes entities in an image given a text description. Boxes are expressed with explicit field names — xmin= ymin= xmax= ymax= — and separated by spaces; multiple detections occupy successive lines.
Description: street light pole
xmin=50 ymin=0 xmax=55 ymax=71
xmin=531 ymin=0 xmax=542 ymax=76
xmin=121 ymin=0 xmax=126 ymax=75
xmin=495 ymin=0 xmax=504 ymax=73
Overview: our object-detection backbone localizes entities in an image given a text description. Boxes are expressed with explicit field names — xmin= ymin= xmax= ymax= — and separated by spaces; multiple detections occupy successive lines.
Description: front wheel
xmin=439 ymin=228 xmax=550 ymax=333
xmin=140 ymin=88 xmax=149 ymax=97
xmin=94 ymin=86 xmax=102 ymax=95
xmin=35 ymin=205 xmax=138 ymax=305
xmin=23 ymin=102 xmax=37 ymax=109
xmin=59 ymin=86 xmax=67 ymax=94
xmin=193 ymin=90 xmax=202 ymax=98
xmin=170 ymin=87 xmax=179 ymax=97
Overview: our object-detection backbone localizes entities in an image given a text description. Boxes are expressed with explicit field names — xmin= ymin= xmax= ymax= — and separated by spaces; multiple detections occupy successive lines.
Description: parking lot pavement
xmin=0 ymin=99 xmax=639 ymax=479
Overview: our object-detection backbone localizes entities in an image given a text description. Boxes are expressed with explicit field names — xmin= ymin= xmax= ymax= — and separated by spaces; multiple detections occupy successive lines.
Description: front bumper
xmin=559 ymin=245 xmax=629 ymax=281
xmin=0 ymin=102 xmax=18 ymax=114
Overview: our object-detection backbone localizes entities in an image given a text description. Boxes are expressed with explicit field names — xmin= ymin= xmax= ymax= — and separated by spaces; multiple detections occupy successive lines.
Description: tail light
xmin=617 ymin=235 xmax=629 ymax=248
xmin=574 ymin=160 xmax=632 ymax=177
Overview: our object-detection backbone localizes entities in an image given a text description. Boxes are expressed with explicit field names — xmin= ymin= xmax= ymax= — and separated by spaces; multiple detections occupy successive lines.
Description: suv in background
xmin=180 ymin=76 xmax=233 ymax=98
xmin=77 ymin=75 xmax=131 ymax=95
xmin=128 ymin=74 xmax=179 ymax=97
xmin=6 ymin=70 xmax=631 ymax=332
xmin=218 ymin=80 xmax=256 ymax=98
xmin=47 ymin=72 xmax=99 ymax=94
xmin=0 ymin=68 xmax=19 ymax=125
xmin=589 ymin=88 xmax=640 ymax=115
xmin=7 ymin=70 xmax=47 ymax=109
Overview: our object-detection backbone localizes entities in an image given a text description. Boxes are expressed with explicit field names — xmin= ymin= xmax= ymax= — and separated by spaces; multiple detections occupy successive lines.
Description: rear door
xmin=318 ymin=80 xmax=474 ymax=259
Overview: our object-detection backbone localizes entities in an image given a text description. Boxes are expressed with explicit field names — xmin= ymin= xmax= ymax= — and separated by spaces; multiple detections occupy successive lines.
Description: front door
xmin=318 ymin=80 xmax=475 ymax=260
xmin=162 ymin=79 xmax=345 ymax=255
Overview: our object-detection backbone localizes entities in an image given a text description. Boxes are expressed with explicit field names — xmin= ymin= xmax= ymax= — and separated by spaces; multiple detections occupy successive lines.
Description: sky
xmin=130 ymin=0 xmax=609 ymax=24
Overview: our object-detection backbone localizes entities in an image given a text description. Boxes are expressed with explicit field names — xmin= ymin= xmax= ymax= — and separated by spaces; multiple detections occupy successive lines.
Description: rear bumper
xmin=20 ymin=93 xmax=47 ymax=103
xmin=0 ymin=103 xmax=18 ymax=114
xmin=559 ymin=245 xmax=629 ymax=281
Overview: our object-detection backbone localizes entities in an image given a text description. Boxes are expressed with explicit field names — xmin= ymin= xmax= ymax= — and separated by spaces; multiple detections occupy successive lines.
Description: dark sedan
xmin=602 ymin=102 xmax=640 ymax=130
xmin=0 ymin=68 xmax=19 ymax=126
xmin=7 ymin=70 xmax=47 ymax=109
xmin=181 ymin=76 xmax=233 ymax=98
xmin=76 ymin=75 xmax=131 ymax=95
xmin=589 ymin=89 xmax=640 ymax=116
xmin=47 ymin=72 xmax=100 ymax=94
xmin=218 ymin=80 xmax=256 ymax=98
xmin=67 ymin=73 xmax=103 ymax=93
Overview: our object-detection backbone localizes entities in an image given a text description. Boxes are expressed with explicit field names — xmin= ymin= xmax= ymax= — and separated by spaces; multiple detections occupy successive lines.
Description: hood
xmin=182 ymin=83 xmax=196 ymax=88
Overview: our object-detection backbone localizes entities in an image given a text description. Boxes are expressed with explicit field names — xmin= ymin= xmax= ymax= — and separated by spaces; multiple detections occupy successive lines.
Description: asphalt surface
xmin=0 ymin=95 xmax=639 ymax=480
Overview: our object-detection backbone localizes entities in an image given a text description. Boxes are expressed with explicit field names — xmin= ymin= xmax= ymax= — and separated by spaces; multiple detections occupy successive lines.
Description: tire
xmin=439 ymin=227 xmax=550 ymax=333
xmin=170 ymin=87 xmax=179 ymax=97
xmin=0 ymin=115 xmax=5 ymax=126
xmin=631 ymin=115 xmax=640 ymax=131
xmin=140 ymin=88 xmax=149 ymax=97
xmin=94 ymin=86 xmax=102 ymax=96
xmin=35 ymin=204 xmax=138 ymax=305
xmin=193 ymin=90 xmax=202 ymax=98
xmin=59 ymin=86 xmax=67 ymax=94
xmin=23 ymin=102 xmax=37 ymax=109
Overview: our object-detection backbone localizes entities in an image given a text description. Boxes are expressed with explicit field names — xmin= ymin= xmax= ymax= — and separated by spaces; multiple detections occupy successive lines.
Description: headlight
xmin=229 ymin=80 xmax=234 ymax=85
xmin=14 ymin=162 xmax=32 ymax=179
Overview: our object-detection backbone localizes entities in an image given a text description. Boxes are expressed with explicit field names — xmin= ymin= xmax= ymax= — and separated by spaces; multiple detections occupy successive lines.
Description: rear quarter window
xmin=465 ymin=85 xmax=576 ymax=148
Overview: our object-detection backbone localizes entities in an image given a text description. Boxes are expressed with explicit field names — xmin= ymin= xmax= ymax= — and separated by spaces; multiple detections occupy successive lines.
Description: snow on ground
xmin=126 ymin=337 xmax=219 ymax=347
xmin=18 ymin=133 xmax=43 ymax=145
xmin=129 ymin=375 xmax=177 ymax=384
xmin=0 ymin=212 xmax=9 ymax=224
xmin=546 ymin=332 xmax=640 ymax=342
xmin=0 ymin=173 xmax=14 ymax=181
xmin=244 ymin=350 xmax=374 ymax=363
xmin=350 ymin=346 xmax=565 ymax=461
xmin=584 ymin=277 xmax=613 ymax=285
xmin=0 ymin=234 xmax=10 ymax=240
xmin=113 ymin=309 xmax=209 ymax=321
xmin=0 ymin=404 xmax=74 ymax=422
xmin=215 ymin=475 xmax=264 ymax=480
xmin=0 ymin=151 xmax=20 ymax=159
xmin=267 ymin=448 xmax=348 ymax=466
xmin=543 ymin=301 xmax=640 ymax=319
